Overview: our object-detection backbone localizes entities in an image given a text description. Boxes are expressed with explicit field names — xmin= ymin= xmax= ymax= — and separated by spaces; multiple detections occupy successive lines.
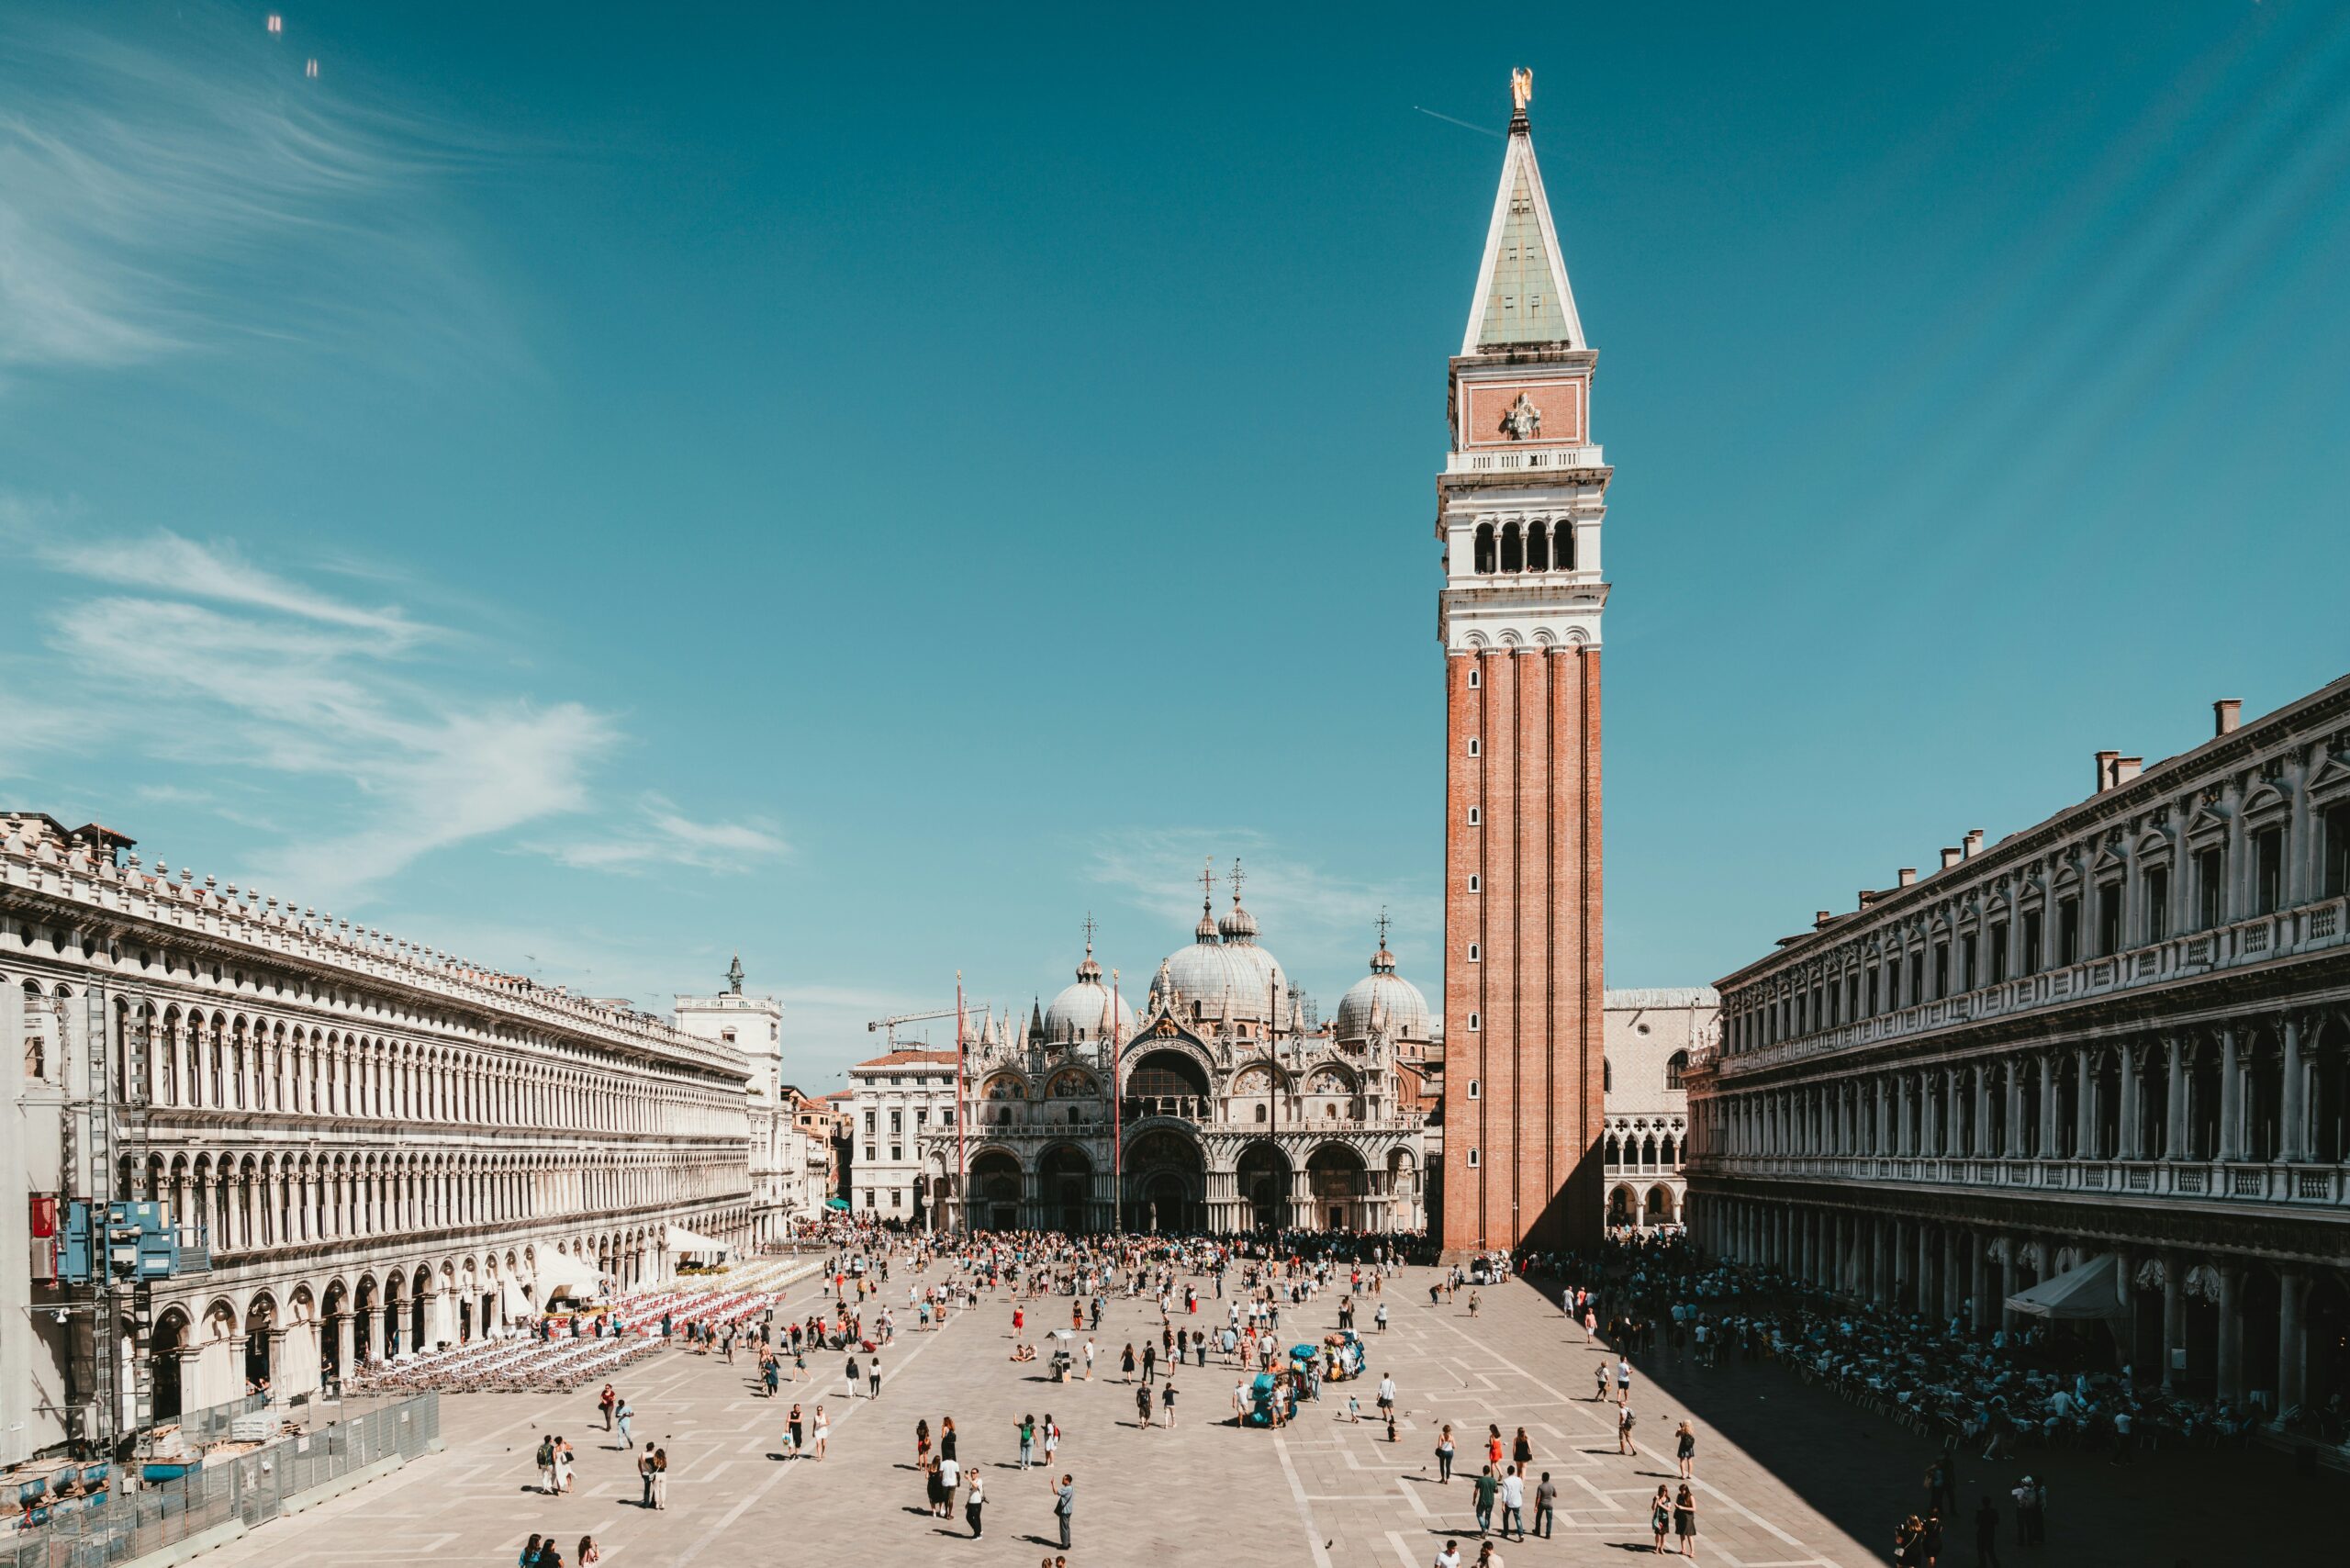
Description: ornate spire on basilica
xmin=1218 ymin=856 xmax=1259 ymax=943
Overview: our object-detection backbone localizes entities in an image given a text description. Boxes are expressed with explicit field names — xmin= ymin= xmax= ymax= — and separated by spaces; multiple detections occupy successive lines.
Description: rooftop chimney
xmin=1939 ymin=846 xmax=1963 ymax=871
xmin=2115 ymin=756 xmax=2143 ymax=785
xmin=1858 ymin=890 xmax=1878 ymax=909
xmin=1813 ymin=909 xmax=1834 ymax=929
xmin=1897 ymin=867 xmax=1918 ymax=889
xmin=1964 ymin=828 xmax=1986 ymax=857
xmin=2214 ymin=699 xmax=2241 ymax=736
xmin=2095 ymin=749 xmax=2121 ymax=792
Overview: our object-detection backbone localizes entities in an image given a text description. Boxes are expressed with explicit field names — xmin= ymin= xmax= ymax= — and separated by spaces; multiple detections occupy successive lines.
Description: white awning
xmin=2005 ymin=1253 xmax=2126 ymax=1320
xmin=533 ymin=1249 xmax=604 ymax=1304
xmin=498 ymin=1278 xmax=528 ymax=1323
xmin=665 ymin=1224 xmax=731 ymax=1259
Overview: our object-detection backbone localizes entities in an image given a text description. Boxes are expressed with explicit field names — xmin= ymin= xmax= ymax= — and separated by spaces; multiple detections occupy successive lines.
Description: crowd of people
xmin=1527 ymin=1229 xmax=2314 ymax=1460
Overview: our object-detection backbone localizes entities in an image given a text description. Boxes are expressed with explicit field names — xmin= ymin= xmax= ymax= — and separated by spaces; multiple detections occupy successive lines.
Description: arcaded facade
xmin=1687 ymin=682 xmax=2350 ymax=1413
xmin=1601 ymin=988 xmax=1715 ymax=1230
xmin=3 ymin=812 xmax=757 ymax=1464
xmin=918 ymin=885 xmax=1437 ymax=1236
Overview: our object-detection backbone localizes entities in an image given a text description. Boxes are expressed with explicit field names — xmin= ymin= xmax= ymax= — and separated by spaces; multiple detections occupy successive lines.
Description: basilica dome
xmin=1335 ymin=937 xmax=1431 ymax=1044
xmin=1042 ymin=942 xmax=1127 ymax=1042
xmin=1156 ymin=890 xmax=1289 ymax=1027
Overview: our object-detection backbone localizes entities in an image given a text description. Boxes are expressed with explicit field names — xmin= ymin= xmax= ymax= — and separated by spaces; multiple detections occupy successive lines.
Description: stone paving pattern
xmin=194 ymin=1261 xmax=2344 ymax=1566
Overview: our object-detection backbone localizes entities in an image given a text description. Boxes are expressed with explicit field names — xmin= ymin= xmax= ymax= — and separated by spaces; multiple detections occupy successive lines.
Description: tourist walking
xmin=649 ymin=1448 xmax=669 ymax=1511
xmin=1533 ymin=1472 xmax=1556 ymax=1539
xmin=811 ymin=1404 xmax=830 ymax=1459
xmin=788 ymin=1403 xmax=804 ymax=1459
xmin=845 ymin=1352 xmax=861 ymax=1400
xmin=1500 ymin=1465 xmax=1525 ymax=1540
xmin=868 ymin=1353 xmax=882 ymax=1398
xmin=964 ymin=1469 xmax=985 ymax=1538
xmin=1136 ymin=1383 xmax=1152 ymax=1428
xmin=1617 ymin=1403 xmax=1638 ymax=1455
xmin=1161 ymin=1381 xmax=1179 ymax=1428
xmin=615 ymin=1399 xmax=633 ymax=1450
xmin=636 ymin=1447 xmax=655 ymax=1506
xmin=1472 ymin=1465 xmax=1499 ymax=1535
xmin=1435 ymin=1423 xmax=1456 ymax=1483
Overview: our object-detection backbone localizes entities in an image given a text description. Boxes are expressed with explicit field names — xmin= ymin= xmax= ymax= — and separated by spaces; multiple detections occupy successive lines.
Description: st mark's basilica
xmin=921 ymin=869 xmax=1440 ymax=1237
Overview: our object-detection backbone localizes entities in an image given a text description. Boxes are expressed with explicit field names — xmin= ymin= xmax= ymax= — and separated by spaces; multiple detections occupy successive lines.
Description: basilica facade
xmin=918 ymin=880 xmax=1438 ymax=1236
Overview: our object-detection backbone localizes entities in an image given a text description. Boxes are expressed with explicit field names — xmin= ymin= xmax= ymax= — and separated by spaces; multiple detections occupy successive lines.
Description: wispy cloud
xmin=13 ymin=524 xmax=778 ymax=908
xmin=542 ymin=795 xmax=789 ymax=876
xmin=38 ymin=530 xmax=437 ymax=645
xmin=0 ymin=4 xmax=510 ymax=382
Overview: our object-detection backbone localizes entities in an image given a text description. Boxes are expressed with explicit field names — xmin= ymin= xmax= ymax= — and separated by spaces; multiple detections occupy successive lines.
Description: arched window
xmin=1527 ymin=520 xmax=1550 ymax=572
xmin=1603 ymin=1057 xmax=1613 ymax=1092
xmin=1473 ymin=522 xmax=1496 ymax=574
xmin=1556 ymin=522 xmax=1575 ymax=571
xmin=1499 ymin=521 xmax=1523 ymax=573
xmin=1666 ymin=1050 xmax=1689 ymax=1090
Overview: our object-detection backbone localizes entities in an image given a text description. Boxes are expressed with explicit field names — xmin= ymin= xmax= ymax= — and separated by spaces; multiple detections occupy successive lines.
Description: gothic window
xmin=1499 ymin=521 xmax=1523 ymax=573
xmin=1473 ymin=523 xmax=1496 ymax=575
xmin=1665 ymin=1050 xmax=1688 ymax=1089
xmin=1527 ymin=521 xmax=1550 ymax=572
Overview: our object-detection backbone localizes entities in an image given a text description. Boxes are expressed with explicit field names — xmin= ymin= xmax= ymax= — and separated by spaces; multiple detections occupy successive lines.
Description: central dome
xmin=1155 ymin=885 xmax=1288 ymax=1027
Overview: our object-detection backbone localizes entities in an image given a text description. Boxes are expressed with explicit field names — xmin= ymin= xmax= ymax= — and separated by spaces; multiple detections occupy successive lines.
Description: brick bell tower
xmin=1437 ymin=69 xmax=1609 ymax=1257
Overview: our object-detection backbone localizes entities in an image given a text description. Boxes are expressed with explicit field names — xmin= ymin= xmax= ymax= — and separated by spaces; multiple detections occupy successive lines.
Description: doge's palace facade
xmin=2 ymin=812 xmax=757 ymax=1464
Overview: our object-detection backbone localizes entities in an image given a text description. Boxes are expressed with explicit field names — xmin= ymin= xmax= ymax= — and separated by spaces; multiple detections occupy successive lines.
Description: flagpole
xmin=955 ymin=971 xmax=967 ymax=1237
xmin=1111 ymin=969 xmax=1123 ymax=1237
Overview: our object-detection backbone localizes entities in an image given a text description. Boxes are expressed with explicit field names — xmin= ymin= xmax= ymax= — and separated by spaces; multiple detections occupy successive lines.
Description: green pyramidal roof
xmin=1463 ymin=122 xmax=1583 ymax=353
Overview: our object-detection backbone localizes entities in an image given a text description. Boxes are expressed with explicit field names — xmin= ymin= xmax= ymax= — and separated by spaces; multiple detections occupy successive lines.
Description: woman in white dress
xmin=811 ymin=1405 xmax=830 ymax=1460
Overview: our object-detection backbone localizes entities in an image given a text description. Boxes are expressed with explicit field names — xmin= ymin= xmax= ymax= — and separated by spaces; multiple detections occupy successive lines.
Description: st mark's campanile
xmin=1438 ymin=71 xmax=1609 ymax=1255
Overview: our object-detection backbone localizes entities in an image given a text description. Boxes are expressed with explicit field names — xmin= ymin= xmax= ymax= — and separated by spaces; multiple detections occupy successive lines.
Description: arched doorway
xmin=968 ymin=1149 xmax=1023 ymax=1232
xmin=149 ymin=1308 xmax=190 ymax=1422
xmin=1306 ymin=1145 xmax=1367 ymax=1232
xmin=243 ymin=1293 xmax=276 ymax=1393
xmin=352 ymin=1276 xmax=376 ymax=1364
xmin=1237 ymin=1142 xmax=1291 ymax=1233
xmin=319 ymin=1281 xmax=348 ymax=1384
xmin=1125 ymin=1129 xmax=1202 ymax=1233
xmin=408 ymin=1266 xmax=431 ymax=1351
xmin=1607 ymin=1184 xmax=1638 ymax=1226
xmin=1038 ymin=1144 xmax=1094 ymax=1234
xmin=1645 ymin=1185 xmax=1677 ymax=1226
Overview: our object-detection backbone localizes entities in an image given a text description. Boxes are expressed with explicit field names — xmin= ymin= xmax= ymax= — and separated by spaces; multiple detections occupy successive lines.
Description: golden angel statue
xmin=1511 ymin=68 xmax=1533 ymax=113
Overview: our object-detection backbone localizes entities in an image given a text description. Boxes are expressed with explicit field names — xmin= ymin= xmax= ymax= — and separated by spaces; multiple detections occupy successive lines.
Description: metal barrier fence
xmin=6 ymin=1395 xmax=440 ymax=1568
xmin=154 ymin=1396 xmax=267 ymax=1451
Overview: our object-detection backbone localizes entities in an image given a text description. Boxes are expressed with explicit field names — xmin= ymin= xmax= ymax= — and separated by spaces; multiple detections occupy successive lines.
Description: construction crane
xmin=866 ymin=1006 xmax=966 ymax=1051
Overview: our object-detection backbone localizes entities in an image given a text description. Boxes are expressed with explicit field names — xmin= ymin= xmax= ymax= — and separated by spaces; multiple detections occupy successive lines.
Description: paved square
xmin=191 ymin=1261 xmax=2338 ymax=1567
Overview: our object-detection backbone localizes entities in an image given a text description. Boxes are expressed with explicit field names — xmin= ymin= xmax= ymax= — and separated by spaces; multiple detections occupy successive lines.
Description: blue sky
xmin=6 ymin=2 xmax=2347 ymax=1094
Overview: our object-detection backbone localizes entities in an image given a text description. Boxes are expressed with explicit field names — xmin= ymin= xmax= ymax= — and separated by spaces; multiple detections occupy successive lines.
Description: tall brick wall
xmin=1441 ymin=643 xmax=1603 ymax=1253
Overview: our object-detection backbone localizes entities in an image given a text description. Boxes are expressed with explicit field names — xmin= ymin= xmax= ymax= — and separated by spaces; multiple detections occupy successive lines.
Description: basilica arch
xmin=1124 ymin=1127 xmax=1203 ymax=1233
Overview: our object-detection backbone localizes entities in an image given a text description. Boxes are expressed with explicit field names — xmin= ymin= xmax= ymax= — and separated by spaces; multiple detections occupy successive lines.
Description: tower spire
xmin=1462 ymin=69 xmax=1583 ymax=355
